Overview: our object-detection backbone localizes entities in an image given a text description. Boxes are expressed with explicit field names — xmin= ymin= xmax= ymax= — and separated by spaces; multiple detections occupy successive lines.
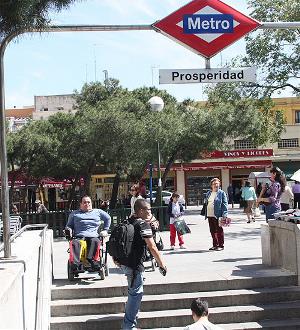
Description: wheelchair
xmin=65 ymin=228 xmax=109 ymax=281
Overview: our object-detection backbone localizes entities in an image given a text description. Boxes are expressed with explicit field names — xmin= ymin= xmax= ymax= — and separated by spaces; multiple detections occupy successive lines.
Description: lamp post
xmin=148 ymin=96 xmax=164 ymax=225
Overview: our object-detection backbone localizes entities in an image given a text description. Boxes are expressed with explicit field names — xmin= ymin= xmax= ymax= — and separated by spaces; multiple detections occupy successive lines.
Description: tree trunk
xmin=110 ymin=171 xmax=121 ymax=209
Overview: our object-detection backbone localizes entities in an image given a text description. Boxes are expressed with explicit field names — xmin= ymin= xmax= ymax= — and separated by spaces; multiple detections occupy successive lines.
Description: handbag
xmin=254 ymin=207 xmax=261 ymax=217
xmin=218 ymin=217 xmax=231 ymax=227
xmin=154 ymin=231 xmax=164 ymax=251
xmin=200 ymin=202 xmax=207 ymax=216
xmin=174 ymin=219 xmax=191 ymax=235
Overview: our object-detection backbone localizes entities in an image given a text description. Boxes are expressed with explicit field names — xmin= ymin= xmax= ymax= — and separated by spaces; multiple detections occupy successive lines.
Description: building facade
xmin=33 ymin=94 xmax=77 ymax=120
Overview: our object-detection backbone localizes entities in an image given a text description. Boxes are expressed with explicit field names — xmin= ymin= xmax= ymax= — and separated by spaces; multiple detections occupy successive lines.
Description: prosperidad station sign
xmin=159 ymin=67 xmax=256 ymax=84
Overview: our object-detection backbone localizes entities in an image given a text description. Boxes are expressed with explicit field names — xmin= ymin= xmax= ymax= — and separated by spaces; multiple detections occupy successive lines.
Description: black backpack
xmin=107 ymin=219 xmax=137 ymax=264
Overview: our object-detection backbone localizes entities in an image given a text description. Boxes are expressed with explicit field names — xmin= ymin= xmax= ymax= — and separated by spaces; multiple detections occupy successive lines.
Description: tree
xmin=0 ymin=0 xmax=82 ymax=39
xmin=230 ymin=0 xmax=299 ymax=97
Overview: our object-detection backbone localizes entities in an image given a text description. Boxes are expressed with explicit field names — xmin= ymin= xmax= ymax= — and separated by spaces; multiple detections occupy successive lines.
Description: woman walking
xmin=204 ymin=178 xmax=228 ymax=251
xmin=241 ymin=181 xmax=257 ymax=223
xmin=258 ymin=167 xmax=286 ymax=222
xmin=168 ymin=192 xmax=185 ymax=250
xmin=129 ymin=184 xmax=143 ymax=216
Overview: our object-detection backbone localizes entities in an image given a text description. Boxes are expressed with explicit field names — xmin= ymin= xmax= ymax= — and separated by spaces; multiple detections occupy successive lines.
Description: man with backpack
xmin=108 ymin=199 xmax=167 ymax=330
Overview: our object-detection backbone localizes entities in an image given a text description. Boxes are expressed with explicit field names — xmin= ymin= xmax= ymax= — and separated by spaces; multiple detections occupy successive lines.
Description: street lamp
xmin=148 ymin=96 xmax=164 ymax=215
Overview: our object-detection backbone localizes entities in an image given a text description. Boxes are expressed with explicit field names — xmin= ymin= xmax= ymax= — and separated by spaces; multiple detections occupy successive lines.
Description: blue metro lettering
xmin=183 ymin=14 xmax=234 ymax=34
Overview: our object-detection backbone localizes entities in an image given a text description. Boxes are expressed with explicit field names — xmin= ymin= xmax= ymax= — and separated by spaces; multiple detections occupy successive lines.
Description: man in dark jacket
xmin=116 ymin=199 xmax=167 ymax=330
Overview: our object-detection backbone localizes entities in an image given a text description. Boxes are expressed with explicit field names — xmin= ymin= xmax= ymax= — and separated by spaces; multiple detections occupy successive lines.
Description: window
xmin=295 ymin=111 xmax=300 ymax=124
xmin=278 ymin=138 xmax=299 ymax=148
xmin=234 ymin=140 xmax=256 ymax=149
xmin=57 ymin=106 xmax=64 ymax=111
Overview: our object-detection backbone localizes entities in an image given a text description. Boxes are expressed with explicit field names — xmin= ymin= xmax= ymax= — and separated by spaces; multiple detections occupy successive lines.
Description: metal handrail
xmin=0 ymin=224 xmax=48 ymax=252
xmin=35 ymin=225 xmax=50 ymax=330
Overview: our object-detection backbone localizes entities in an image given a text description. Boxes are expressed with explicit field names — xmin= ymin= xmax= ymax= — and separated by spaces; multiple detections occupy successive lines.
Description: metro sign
xmin=153 ymin=0 xmax=261 ymax=58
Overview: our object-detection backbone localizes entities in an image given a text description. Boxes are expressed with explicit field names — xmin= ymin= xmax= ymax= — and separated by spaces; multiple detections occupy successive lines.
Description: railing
xmin=0 ymin=206 xmax=170 ymax=239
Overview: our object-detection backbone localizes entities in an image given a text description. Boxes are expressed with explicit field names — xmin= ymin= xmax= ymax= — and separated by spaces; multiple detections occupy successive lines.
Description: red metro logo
xmin=153 ymin=0 xmax=261 ymax=58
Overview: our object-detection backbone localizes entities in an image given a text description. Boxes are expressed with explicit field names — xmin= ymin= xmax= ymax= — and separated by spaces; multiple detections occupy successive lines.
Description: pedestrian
xmin=292 ymin=181 xmax=300 ymax=209
xmin=113 ymin=199 xmax=167 ymax=330
xmin=65 ymin=195 xmax=111 ymax=272
xmin=35 ymin=199 xmax=49 ymax=213
xmin=184 ymin=298 xmax=223 ymax=330
xmin=167 ymin=192 xmax=186 ymax=250
xmin=241 ymin=181 xmax=257 ymax=223
xmin=234 ymin=186 xmax=240 ymax=203
xmin=280 ymin=184 xmax=294 ymax=211
xmin=227 ymin=183 xmax=234 ymax=208
xmin=256 ymin=182 xmax=263 ymax=197
xmin=204 ymin=178 xmax=228 ymax=251
xmin=257 ymin=167 xmax=286 ymax=222
xmin=129 ymin=184 xmax=143 ymax=216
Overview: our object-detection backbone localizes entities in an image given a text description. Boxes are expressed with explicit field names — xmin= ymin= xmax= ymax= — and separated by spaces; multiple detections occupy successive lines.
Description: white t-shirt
xmin=184 ymin=318 xmax=224 ymax=330
xmin=130 ymin=195 xmax=143 ymax=216
xmin=207 ymin=191 xmax=217 ymax=218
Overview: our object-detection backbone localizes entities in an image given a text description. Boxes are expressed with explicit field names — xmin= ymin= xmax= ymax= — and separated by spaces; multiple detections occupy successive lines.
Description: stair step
xmin=51 ymin=286 xmax=300 ymax=317
xmin=219 ymin=318 xmax=300 ymax=329
xmin=50 ymin=301 xmax=300 ymax=330
xmin=51 ymin=274 xmax=297 ymax=300
xmin=159 ymin=318 xmax=300 ymax=330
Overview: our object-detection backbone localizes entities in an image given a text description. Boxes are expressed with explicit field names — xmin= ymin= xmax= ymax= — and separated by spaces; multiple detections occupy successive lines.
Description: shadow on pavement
xmin=213 ymin=257 xmax=262 ymax=263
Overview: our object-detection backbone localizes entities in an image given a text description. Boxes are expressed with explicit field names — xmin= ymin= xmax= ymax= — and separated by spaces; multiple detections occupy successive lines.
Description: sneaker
xmin=209 ymin=247 xmax=217 ymax=251
xmin=180 ymin=245 xmax=186 ymax=249
xmin=216 ymin=246 xmax=224 ymax=251
xmin=170 ymin=246 xmax=175 ymax=250
xmin=247 ymin=220 xmax=251 ymax=223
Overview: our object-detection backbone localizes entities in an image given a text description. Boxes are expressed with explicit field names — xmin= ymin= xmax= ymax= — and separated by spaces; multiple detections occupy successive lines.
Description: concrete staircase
xmin=51 ymin=274 xmax=300 ymax=330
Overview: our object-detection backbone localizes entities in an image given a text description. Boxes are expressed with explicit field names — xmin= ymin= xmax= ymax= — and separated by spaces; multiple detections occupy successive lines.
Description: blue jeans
xmin=265 ymin=204 xmax=280 ymax=221
xmin=120 ymin=265 xmax=144 ymax=330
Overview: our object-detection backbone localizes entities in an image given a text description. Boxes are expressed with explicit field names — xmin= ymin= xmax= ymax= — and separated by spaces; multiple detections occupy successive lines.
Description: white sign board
xmin=159 ymin=67 xmax=256 ymax=84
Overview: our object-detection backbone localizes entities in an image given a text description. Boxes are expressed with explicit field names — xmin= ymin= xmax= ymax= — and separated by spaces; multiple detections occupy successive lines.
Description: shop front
xmin=173 ymin=149 xmax=273 ymax=206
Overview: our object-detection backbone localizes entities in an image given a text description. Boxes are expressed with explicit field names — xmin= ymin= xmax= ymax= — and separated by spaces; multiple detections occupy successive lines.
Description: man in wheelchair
xmin=65 ymin=195 xmax=111 ymax=273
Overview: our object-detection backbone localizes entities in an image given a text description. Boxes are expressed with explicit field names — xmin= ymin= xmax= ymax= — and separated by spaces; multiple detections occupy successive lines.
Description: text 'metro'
xmin=183 ymin=14 xmax=234 ymax=34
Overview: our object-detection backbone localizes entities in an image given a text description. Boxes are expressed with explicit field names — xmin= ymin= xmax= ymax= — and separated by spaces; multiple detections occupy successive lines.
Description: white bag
xmin=254 ymin=207 xmax=261 ymax=217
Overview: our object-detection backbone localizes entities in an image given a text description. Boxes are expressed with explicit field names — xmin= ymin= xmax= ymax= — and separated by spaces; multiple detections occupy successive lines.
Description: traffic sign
xmin=159 ymin=67 xmax=257 ymax=84
xmin=153 ymin=0 xmax=261 ymax=58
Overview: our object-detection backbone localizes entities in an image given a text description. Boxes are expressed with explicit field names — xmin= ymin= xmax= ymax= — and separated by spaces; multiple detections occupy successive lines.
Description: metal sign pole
xmin=0 ymin=21 xmax=299 ymax=258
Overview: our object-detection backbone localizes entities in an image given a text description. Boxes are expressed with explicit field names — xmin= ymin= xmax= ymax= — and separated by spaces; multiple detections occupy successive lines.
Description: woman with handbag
xmin=204 ymin=178 xmax=228 ymax=251
xmin=257 ymin=167 xmax=286 ymax=222
xmin=168 ymin=192 xmax=186 ymax=250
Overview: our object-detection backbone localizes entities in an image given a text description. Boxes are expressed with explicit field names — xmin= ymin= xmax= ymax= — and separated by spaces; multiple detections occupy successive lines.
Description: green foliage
xmin=0 ymin=0 xmax=82 ymax=38
xmin=231 ymin=0 xmax=300 ymax=96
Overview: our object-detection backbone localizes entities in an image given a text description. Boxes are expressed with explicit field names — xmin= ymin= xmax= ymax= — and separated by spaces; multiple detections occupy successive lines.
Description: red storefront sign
xmin=151 ymin=159 xmax=272 ymax=172
xmin=200 ymin=149 xmax=273 ymax=159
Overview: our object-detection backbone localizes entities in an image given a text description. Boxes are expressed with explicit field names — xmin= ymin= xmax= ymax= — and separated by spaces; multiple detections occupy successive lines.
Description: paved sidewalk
xmin=52 ymin=205 xmax=293 ymax=288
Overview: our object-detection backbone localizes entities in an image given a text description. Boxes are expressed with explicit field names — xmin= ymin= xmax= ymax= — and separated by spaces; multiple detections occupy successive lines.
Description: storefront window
xmin=186 ymin=176 xmax=214 ymax=205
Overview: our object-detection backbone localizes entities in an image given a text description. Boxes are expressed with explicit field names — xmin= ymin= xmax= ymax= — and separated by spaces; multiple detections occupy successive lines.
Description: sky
xmin=4 ymin=0 xmax=256 ymax=108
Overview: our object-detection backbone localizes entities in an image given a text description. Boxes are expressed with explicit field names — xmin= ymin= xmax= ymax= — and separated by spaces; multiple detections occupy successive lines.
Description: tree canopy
xmin=0 ymin=0 xmax=81 ymax=39
xmin=7 ymin=78 xmax=286 ymax=208
xmin=229 ymin=0 xmax=300 ymax=97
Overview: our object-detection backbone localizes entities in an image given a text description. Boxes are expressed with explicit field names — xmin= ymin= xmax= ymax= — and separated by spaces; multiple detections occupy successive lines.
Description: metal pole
xmin=157 ymin=141 xmax=162 ymax=204
xmin=149 ymin=163 xmax=153 ymax=205
xmin=260 ymin=22 xmax=300 ymax=29
xmin=0 ymin=32 xmax=17 ymax=259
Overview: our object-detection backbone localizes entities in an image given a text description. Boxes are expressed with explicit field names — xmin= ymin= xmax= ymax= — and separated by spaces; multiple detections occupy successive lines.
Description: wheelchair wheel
xmin=67 ymin=260 xmax=75 ymax=281
xmin=99 ymin=267 xmax=105 ymax=280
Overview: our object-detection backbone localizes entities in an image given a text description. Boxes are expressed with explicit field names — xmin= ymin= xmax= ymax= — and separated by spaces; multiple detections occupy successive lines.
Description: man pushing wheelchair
xmin=65 ymin=195 xmax=111 ymax=275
